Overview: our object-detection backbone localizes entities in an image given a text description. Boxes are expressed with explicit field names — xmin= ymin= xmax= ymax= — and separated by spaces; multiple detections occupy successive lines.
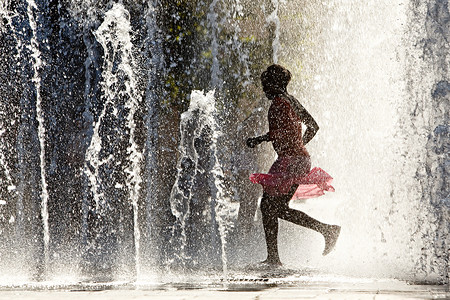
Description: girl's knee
xmin=260 ymin=193 xmax=271 ymax=213
xmin=261 ymin=193 xmax=287 ymax=217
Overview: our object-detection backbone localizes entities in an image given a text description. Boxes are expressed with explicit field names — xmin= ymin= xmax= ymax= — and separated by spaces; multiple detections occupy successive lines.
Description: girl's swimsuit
xmin=250 ymin=94 xmax=334 ymax=199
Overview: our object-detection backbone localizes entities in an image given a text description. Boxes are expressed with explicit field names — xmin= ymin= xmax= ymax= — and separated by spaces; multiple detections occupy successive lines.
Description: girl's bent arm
xmin=298 ymin=107 xmax=319 ymax=145
xmin=246 ymin=134 xmax=270 ymax=148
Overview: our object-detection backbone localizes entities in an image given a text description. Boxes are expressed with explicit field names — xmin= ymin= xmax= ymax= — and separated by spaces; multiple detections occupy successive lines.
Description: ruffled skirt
xmin=250 ymin=155 xmax=335 ymax=199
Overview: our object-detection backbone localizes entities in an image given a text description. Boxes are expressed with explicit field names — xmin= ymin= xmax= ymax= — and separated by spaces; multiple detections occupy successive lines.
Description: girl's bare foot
xmin=260 ymin=258 xmax=282 ymax=266
xmin=322 ymin=225 xmax=341 ymax=256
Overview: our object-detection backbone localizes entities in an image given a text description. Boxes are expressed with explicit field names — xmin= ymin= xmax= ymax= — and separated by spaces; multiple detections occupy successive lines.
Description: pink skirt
xmin=249 ymin=155 xmax=335 ymax=199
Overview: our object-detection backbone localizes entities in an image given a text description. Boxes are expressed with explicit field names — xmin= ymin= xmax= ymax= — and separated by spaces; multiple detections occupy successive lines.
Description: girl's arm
xmin=246 ymin=134 xmax=270 ymax=148
xmin=297 ymin=105 xmax=319 ymax=145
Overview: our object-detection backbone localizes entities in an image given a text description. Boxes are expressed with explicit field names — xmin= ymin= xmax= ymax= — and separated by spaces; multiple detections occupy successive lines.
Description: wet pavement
xmin=0 ymin=278 xmax=448 ymax=299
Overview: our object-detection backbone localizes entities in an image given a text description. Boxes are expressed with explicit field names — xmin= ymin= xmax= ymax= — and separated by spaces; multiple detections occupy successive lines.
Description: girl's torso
xmin=268 ymin=94 xmax=309 ymax=157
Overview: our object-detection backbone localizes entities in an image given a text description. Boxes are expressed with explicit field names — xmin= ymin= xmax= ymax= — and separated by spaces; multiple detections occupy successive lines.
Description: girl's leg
xmin=259 ymin=185 xmax=301 ymax=265
xmin=260 ymin=185 xmax=341 ymax=265
xmin=260 ymin=192 xmax=282 ymax=265
xmin=279 ymin=206 xmax=328 ymax=233
xmin=279 ymin=186 xmax=341 ymax=255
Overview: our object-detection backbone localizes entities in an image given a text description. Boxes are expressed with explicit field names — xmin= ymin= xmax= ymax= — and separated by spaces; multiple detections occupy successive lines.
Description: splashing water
xmin=169 ymin=90 xmax=217 ymax=265
xmin=0 ymin=0 xmax=447 ymax=286
xmin=208 ymin=116 xmax=232 ymax=279
xmin=83 ymin=2 xmax=143 ymax=277
xmin=143 ymin=0 xmax=165 ymax=270
xmin=207 ymin=1 xmax=222 ymax=89
xmin=26 ymin=0 xmax=50 ymax=272
xmin=275 ymin=0 xmax=448 ymax=283
xmin=266 ymin=0 xmax=281 ymax=63
xmin=170 ymin=90 xmax=233 ymax=272
xmin=0 ymin=128 xmax=15 ymax=197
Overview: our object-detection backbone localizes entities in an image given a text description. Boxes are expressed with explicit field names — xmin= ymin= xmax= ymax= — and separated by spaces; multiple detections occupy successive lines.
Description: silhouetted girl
xmin=247 ymin=64 xmax=340 ymax=266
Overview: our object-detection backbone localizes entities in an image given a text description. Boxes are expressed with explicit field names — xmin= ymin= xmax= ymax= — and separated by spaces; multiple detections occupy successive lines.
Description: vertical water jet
xmin=26 ymin=0 xmax=50 ymax=276
xmin=266 ymin=0 xmax=281 ymax=63
xmin=170 ymin=90 xmax=233 ymax=271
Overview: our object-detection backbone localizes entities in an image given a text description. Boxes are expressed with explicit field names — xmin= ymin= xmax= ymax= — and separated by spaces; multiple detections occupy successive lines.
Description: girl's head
xmin=261 ymin=64 xmax=291 ymax=94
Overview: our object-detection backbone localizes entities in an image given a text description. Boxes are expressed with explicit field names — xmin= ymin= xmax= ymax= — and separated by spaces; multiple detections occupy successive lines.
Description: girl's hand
xmin=246 ymin=137 xmax=259 ymax=148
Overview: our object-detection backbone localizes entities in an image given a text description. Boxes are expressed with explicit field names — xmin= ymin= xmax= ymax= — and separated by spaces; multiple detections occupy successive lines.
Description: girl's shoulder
xmin=273 ymin=94 xmax=292 ymax=106
xmin=270 ymin=96 xmax=292 ymax=114
xmin=284 ymin=94 xmax=307 ymax=118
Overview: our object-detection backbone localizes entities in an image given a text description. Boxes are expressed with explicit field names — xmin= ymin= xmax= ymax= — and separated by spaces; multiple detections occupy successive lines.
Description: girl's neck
xmin=266 ymin=90 xmax=287 ymax=100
